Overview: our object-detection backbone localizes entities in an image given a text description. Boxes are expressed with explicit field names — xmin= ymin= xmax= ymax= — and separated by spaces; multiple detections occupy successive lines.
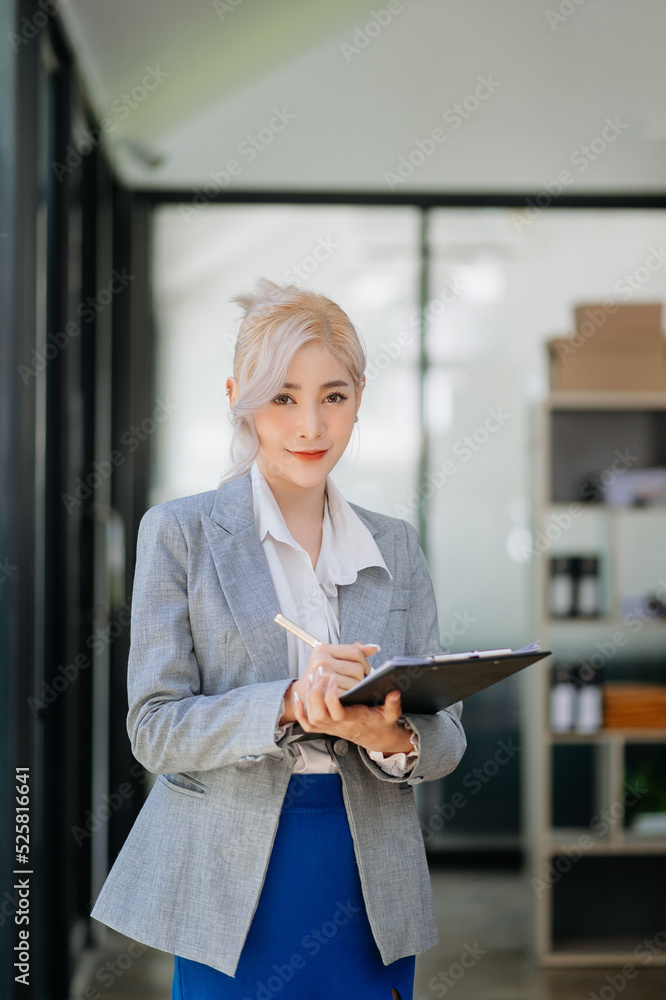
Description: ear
xmin=226 ymin=376 xmax=238 ymax=407
xmin=356 ymin=374 xmax=366 ymax=409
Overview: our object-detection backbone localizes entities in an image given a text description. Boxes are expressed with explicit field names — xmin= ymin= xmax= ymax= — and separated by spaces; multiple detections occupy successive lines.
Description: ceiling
xmin=58 ymin=0 xmax=666 ymax=193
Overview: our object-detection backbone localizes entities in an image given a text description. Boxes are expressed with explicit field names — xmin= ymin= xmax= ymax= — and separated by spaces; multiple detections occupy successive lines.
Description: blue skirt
xmin=171 ymin=772 xmax=415 ymax=1000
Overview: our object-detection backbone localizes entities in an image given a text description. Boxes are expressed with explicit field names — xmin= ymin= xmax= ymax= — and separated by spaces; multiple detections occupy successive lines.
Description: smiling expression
xmin=228 ymin=341 xmax=364 ymax=491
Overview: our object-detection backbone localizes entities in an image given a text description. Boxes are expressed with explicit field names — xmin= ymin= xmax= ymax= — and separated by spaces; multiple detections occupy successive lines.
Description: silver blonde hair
xmin=220 ymin=279 xmax=366 ymax=483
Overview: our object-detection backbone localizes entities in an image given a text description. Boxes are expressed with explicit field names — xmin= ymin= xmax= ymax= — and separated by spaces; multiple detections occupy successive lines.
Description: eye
xmin=326 ymin=392 xmax=348 ymax=403
xmin=272 ymin=394 xmax=294 ymax=405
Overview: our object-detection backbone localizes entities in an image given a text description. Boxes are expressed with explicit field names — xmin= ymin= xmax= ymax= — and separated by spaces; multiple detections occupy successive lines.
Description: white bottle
xmin=577 ymin=556 xmax=600 ymax=618
xmin=550 ymin=665 xmax=576 ymax=731
xmin=575 ymin=666 xmax=602 ymax=732
xmin=550 ymin=557 xmax=574 ymax=617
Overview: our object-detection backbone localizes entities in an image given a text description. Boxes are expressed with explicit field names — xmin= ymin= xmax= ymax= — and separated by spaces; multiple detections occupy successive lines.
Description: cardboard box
xmin=572 ymin=303 xmax=663 ymax=350
xmin=548 ymin=339 xmax=666 ymax=391
xmin=552 ymin=331 xmax=665 ymax=357
xmin=566 ymin=327 xmax=665 ymax=352
xmin=575 ymin=302 xmax=662 ymax=330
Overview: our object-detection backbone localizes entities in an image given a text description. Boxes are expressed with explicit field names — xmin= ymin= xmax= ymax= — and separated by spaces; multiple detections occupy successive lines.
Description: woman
xmin=90 ymin=280 xmax=467 ymax=999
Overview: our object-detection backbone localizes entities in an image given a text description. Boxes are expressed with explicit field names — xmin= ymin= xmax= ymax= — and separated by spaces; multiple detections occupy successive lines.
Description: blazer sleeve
xmin=125 ymin=506 xmax=295 ymax=774
xmin=356 ymin=519 xmax=467 ymax=785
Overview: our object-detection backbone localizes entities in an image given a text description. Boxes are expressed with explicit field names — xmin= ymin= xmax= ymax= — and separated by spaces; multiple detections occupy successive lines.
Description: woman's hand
xmin=281 ymin=641 xmax=375 ymax=724
xmin=289 ymin=646 xmax=414 ymax=754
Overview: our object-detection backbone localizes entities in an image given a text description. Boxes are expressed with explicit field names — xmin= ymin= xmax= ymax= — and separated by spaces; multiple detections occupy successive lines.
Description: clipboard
xmin=284 ymin=642 xmax=551 ymax=742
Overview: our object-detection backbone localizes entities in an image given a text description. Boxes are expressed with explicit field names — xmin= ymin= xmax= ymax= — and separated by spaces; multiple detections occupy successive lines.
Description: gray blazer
xmin=90 ymin=469 xmax=466 ymax=977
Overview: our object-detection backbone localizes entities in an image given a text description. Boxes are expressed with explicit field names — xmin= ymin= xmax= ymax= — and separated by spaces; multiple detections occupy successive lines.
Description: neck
xmin=257 ymin=459 xmax=327 ymax=525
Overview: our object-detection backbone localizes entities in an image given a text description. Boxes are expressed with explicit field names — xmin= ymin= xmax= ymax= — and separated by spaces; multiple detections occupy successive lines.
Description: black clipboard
xmin=285 ymin=643 xmax=551 ymax=742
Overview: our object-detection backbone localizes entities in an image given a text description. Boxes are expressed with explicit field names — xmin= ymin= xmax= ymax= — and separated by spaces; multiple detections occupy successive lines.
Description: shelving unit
xmin=524 ymin=391 xmax=666 ymax=967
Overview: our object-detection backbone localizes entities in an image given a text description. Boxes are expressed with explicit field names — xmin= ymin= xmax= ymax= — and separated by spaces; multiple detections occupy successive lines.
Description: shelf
xmin=527 ymin=392 xmax=666 ymax=968
xmin=543 ymin=936 xmax=666 ymax=967
xmin=548 ymin=503 xmax=666 ymax=514
xmin=547 ymin=827 xmax=666 ymax=855
xmin=550 ymin=728 xmax=666 ymax=743
xmin=546 ymin=391 xmax=666 ymax=409
xmin=546 ymin=616 xmax=613 ymax=625
xmin=423 ymin=833 xmax=520 ymax=853
xmin=546 ymin=616 xmax=666 ymax=629
xmin=623 ymin=829 xmax=666 ymax=851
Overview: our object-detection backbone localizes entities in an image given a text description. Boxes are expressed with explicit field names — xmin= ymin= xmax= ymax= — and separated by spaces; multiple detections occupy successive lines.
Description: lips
xmin=287 ymin=449 xmax=329 ymax=461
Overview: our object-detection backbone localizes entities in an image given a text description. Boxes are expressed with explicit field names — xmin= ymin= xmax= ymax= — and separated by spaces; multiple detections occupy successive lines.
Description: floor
xmin=77 ymin=868 xmax=666 ymax=999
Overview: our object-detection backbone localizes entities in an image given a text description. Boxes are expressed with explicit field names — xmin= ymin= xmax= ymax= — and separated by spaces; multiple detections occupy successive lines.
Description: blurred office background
xmin=3 ymin=2 xmax=666 ymax=998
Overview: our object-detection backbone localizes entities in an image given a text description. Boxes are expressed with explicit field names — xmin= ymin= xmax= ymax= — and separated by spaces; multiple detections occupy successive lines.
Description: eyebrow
xmin=281 ymin=380 xmax=350 ymax=390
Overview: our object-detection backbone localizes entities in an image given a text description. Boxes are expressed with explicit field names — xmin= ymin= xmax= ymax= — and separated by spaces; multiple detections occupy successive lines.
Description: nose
xmin=295 ymin=399 xmax=326 ymax=439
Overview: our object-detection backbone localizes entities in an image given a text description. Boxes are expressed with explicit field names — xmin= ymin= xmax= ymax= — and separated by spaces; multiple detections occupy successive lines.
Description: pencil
xmin=273 ymin=613 xmax=324 ymax=648
xmin=273 ymin=614 xmax=381 ymax=663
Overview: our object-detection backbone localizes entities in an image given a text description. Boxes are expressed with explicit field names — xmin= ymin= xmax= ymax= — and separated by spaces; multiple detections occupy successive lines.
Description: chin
xmin=284 ymin=451 xmax=338 ymax=482
xmin=260 ymin=447 xmax=342 ymax=484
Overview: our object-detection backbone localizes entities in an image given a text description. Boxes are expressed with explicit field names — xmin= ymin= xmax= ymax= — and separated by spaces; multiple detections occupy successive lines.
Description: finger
xmin=310 ymin=656 xmax=364 ymax=682
xmin=360 ymin=643 xmax=381 ymax=673
xmin=329 ymin=643 xmax=379 ymax=664
xmin=305 ymin=668 xmax=334 ymax=725
xmin=293 ymin=689 xmax=313 ymax=731
xmin=348 ymin=642 xmax=380 ymax=677
xmin=307 ymin=665 xmax=332 ymax=704
xmin=334 ymin=643 xmax=380 ymax=677
xmin=324 ymin=674 xmax=346 ymax=721
xmin=327 ymin=671 xmax=363 ymax=692
xmin=382 ymin=689 xmax=402 ymax=721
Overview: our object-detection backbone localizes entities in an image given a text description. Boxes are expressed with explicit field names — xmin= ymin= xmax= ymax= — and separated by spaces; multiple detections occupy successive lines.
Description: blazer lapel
xmin=337 ymin=510 xmax=396 ymax=649
xmin=201 ymin=470 xmax=397 ymax=682
xmin=201 ymin=472 xmax=289 ymax=683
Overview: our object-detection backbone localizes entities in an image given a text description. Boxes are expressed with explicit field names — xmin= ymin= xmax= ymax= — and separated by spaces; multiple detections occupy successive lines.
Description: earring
xmin=354 ymin=416 xmax=358 ymax=423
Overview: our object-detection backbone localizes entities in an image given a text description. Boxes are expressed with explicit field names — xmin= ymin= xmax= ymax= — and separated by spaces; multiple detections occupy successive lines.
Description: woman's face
xmin=229 ymin=341 xmax=364 ymax=491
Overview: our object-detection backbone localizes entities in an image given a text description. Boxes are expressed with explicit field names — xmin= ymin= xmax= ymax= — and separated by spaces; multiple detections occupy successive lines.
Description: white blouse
xmin=249 ymin=459 xmax=420 ymax=777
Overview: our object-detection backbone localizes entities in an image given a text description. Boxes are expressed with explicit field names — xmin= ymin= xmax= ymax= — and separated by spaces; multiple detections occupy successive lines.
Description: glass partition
xmin=151 ymin=202 xmax=666 ymax=849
